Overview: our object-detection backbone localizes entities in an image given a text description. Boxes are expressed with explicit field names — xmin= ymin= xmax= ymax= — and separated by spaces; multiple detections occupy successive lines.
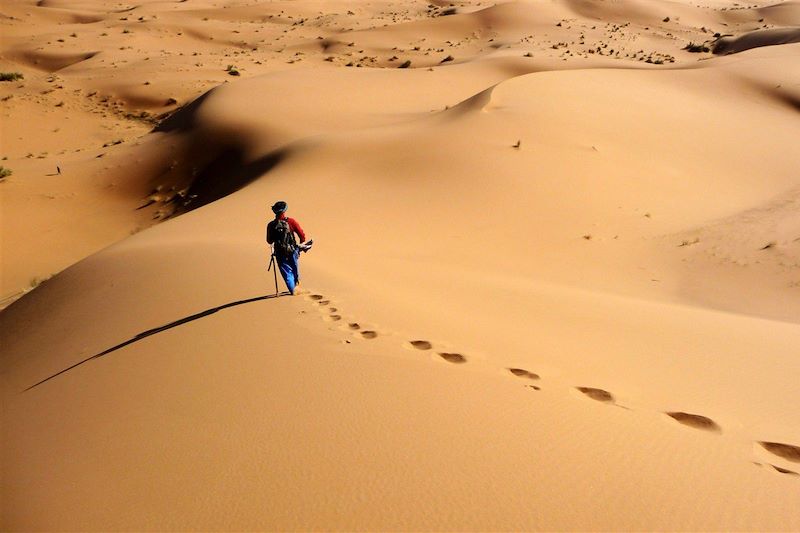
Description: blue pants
xmin=276 ymin=250 xmax=300 ymax=294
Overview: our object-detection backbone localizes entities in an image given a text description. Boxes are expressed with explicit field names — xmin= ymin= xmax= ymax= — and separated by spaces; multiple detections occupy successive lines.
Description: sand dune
xmin=2 ymin=0 xmax=800 ymax=530
xmin=12 ymin=50 xmax=99 ymax=72
xmin=759 ymin=0 xmax=800 ymax=25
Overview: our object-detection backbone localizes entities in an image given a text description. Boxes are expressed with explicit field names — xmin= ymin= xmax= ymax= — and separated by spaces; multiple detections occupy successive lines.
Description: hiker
xmin=266 ymin=201 xmax=312 ymax=295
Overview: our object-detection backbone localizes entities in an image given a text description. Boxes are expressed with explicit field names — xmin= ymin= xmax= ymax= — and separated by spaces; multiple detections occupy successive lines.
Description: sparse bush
xmin=0 ymin=166 xmax=11 ymax=180
xmin=226 ymin=65 xmax=240 ymax=76
xmin=29 ymin=274 xmax=53 ymax=290
xmin=684 ymin=42 xmax=710 ymax=53
xmin=0 ymin=72 xmax=24 ymax=82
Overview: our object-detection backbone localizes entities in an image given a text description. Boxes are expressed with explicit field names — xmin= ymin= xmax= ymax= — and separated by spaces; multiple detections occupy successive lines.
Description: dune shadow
xmin=180 ymin=146 xmax=289 ymax=211
xmin=24 ymin=292 xmax=289 ymax=391
xmin=152 ymin=89 xmax=214 ymax=133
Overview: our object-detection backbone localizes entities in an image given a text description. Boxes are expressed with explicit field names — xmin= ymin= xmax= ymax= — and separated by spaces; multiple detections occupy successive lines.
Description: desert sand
xmin=2 ymin=0 xmax=800 ymax=530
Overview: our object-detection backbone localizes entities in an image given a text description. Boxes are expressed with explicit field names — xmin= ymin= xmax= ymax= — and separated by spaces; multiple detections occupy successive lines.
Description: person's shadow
xmin=25 ymin=292 xmax=290 ymax=391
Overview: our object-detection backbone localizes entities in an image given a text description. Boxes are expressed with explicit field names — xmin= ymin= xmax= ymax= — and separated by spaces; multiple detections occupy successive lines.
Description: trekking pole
xmin=268 ymin=251 xmax=279 ymax=296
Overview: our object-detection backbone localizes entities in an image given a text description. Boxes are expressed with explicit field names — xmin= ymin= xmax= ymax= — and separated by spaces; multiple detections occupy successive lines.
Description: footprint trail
xmin=300 ymin=290 xmax=798 ymax=481
xmin=665 ymin=411 xmax=721 ymax=433
xmin=759 ymin=441 xmax=800 ymax=462
xmin=407 ymin=340 xmax=432 ymax=350
xmin=576 ymin=387 xmax=614 ymax=403
xmin=438 ymin=352 xmax=467 ymax=364
xmin=508 ymin=368 xmax=539 ymax=380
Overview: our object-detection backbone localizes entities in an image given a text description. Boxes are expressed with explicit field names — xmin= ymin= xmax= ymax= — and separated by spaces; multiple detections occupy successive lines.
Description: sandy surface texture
xmin=2 ymin=0 xmax=800 ymax=530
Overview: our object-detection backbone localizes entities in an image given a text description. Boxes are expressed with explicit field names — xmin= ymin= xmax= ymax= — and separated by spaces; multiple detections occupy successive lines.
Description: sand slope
xmin=2 ymin=0 xmax=800 ymax=530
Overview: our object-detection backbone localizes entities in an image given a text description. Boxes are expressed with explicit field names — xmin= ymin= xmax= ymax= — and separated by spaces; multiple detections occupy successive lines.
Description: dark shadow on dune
xmin=181 ymin=146 xmax=290 ymax=211
xmin=24 ymin=292 xmax=290 ymax=392
xmin=775 ymin=92 xmax=800 ymax=113
xmin=152 ymin=89 xmax=214 ymax=133
xmin=151 ymin=89 xmax=294 ymax=212
xmin=743 ymin=78 xmax=800 ymax=114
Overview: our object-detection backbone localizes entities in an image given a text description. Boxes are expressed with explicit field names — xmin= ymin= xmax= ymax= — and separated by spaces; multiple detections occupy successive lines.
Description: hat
xmin=271 ymin=201 xmax=287 ymax=214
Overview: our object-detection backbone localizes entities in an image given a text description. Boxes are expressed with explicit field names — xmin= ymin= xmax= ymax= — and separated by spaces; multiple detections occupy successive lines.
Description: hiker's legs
xmin=291 ymin=249 xmax=301 ymax=288
xmin=277 ymin=254 xmax=297 ymax=294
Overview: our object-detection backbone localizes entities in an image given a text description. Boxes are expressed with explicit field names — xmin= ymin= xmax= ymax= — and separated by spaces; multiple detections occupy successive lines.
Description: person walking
xmin=266 ymin=201 xmax=311 ymax=295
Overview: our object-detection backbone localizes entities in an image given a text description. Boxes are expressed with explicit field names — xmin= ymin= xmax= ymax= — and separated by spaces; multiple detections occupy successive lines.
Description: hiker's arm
xmin=290 ymin=218 xmax=307 ymax=242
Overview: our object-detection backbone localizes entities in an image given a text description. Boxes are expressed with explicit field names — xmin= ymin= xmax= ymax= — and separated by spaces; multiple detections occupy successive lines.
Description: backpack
xmin=273 ymin=218 xmax=297 ymax=256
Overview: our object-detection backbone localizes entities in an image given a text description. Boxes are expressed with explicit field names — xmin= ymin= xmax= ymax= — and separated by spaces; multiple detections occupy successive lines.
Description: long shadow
xmin=25 ymin=292 xmax=289 ymax=392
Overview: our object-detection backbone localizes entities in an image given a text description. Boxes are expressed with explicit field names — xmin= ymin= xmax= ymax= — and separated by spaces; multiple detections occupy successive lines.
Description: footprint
xmin=438 ymin=352 xmax=467 ymax=364
xmin=406 ymin=340 xmax=432 ymax=350
xmin=308 ymin=294 xmax=324 ymax=301
xmin=576 ymin=387 xmax=614 ymax=403
xmin=507 ymin=368 xmax=539 ymax=380
xmin=360 ymin=330 xmax=377 ymax=339
xmin=324 ymin=315 xmax=341 ymax=322
xmin=665 ymin=412 xmax=721 ymax=432
xmin=771 ymin=465 xmax=799 ymax=476
xmin=759 ymin=442 xmax=800 ymax=462
xmin=347 ymin=322 xmax=360 ymax=330
xmin=328 ymin=307 xmax=338 ymax=313
xmin=318 ymin=300 xmax=330 ymax=306
xmin=526 ymin=385 xmax=541 ymax=391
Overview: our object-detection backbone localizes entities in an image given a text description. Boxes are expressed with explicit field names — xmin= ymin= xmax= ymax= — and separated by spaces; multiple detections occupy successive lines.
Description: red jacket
xmin=266 ymin=214 xmax=306 ymax=244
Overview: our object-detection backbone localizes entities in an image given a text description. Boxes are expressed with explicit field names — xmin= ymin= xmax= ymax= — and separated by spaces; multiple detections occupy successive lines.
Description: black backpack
xmin=273 ymin=218 xmax=297 ymax=256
